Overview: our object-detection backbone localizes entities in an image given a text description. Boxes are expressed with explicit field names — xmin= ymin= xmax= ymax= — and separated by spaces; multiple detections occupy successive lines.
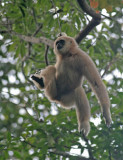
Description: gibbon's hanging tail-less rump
xmin=31 ymin=35 xmax=112 ymax=136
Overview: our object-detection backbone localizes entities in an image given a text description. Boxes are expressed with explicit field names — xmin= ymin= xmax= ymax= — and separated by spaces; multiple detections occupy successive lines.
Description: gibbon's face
xmin=54 ymin=36 xmax=77 ymax=55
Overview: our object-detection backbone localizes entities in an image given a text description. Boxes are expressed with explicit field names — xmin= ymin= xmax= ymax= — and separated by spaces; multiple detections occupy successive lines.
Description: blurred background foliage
xmin=0 ymin=0 xmax=123 ymax=159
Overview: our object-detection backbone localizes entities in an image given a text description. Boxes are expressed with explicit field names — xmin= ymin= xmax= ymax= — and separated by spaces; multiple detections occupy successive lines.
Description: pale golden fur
xmin=31 ymin=35 xmax=112 ymax=136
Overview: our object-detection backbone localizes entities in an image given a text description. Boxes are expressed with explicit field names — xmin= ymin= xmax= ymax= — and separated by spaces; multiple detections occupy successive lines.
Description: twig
xmin=50 ymin=0 xmax=62 ymax=35
xmin=32 ymin=7 xmax=38 ymax=26
xmin=50 ymin=150 xmax=89 ymax=160
xmin=101 ymin=56 xmax=119 ymax=78
xmin=108 ymin=150 xmax=112 ymax=160
xmin=44 ymin=45 xmax=49 ymax=66
xmin=23 ymin=104 xmax=43 ymax=123
xmin=21 ymin=61 xmax=33 ymax=85
xmin=33 ymin=23 xmax=43 ymax=37
xmin=101 ymin=13 xmax=113 ymax=20
xmin=82 ymin=133 xmax=97 ymax=160
xmin=29 ymin=57 xmax=55 ymax=64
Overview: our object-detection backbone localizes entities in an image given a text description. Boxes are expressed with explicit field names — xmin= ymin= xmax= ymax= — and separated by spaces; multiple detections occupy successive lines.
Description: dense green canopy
xmin=0 ymin=0 xmax=123 ymax=159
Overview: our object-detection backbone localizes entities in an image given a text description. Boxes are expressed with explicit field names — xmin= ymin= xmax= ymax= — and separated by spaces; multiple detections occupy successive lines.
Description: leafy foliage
xmin=0 ymin=0 xmax=123 ymax=159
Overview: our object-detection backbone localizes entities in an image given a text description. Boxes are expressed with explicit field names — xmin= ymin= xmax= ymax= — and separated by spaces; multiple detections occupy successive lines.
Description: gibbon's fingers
xmin=79 ymin=121 xmax=90 ymax=136
xmin=103 ymin=107 xmax=112 ymax=126
xmin=31 ymin=75 xmax=45 ymax=89
xmin=75 ymin=87 xmax=90 ymax=136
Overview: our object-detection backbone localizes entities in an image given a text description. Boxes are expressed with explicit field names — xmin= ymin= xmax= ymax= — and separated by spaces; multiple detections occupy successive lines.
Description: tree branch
xmin=75 ymin=19 xmax=100 ymax=44
xmin=1 ymin=1 xmax=102 ymax=46
xmin=82 ymin=133 xmax=97 ymax=160
xmin=101 ymin=56 xmax=119 ymax=78
xmin=22 ymin=138 xmax=89 ymax=160
xmin=75 ymin=0 xmax=101 ymax=43
xmin=44 ymin=45 xmax=49 ymax=66
xmin=11 ymin=31 xmax=54 ymax=48
xmin=50 ymin=150 xmax=89 ymax=160
xmin=77 ymin=0 xmax=101 ymax=19
xmin=32 ymin=23 xmax=43 ymax=36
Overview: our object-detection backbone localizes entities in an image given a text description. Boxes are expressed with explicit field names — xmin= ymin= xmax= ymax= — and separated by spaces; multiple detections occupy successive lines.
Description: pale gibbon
xmin=31 ymin=35 xmax=112 ymax=136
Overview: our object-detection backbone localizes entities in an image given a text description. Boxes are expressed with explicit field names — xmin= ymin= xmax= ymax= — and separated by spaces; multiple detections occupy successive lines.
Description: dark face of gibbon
xmin=54 ymin=36 xmax=77 ymax=55
xmin=56 ymin=39 xmax=65 ymax=50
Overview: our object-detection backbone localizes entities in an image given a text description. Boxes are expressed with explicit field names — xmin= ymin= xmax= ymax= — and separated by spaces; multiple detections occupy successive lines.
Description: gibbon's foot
xmin=31 ymin=75 xmax=45 ymax=88
xmin=105 ymin=116 xmax=112 ymax=128
xmin=103 ymin=110 xmax=112 ymax=127
xmin=79 ymin=121 xmax=90 ymax=136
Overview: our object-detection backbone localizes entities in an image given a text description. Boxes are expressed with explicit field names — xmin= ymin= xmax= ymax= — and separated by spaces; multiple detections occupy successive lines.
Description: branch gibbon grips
xmin=31 ymin=35 xmax=112 ymax=136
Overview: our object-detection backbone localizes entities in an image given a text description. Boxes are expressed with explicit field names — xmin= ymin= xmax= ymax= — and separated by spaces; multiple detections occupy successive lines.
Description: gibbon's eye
xmin=56 ymin=40 xmax=65 ymax=50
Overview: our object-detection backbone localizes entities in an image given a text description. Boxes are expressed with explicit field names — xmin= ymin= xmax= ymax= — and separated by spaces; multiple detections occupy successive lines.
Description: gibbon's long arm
xmin=79 ymin=51 xmax=112 ymax=125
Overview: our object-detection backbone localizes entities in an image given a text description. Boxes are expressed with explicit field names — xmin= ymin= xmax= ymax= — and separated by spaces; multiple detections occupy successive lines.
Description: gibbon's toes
xmin=103 ymin=111 xmax=112 ymax=127
xmin=105 ymin=118 xmax=112 ymax=128
xmin=79 ymin=121 xmax=90 ymax=136
xmin=80 ymin=129 xmax=88 ymax=137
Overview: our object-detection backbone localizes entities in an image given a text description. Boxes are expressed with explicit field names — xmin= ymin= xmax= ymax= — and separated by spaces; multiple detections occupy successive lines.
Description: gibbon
xmin=31 ymin=35 xmax=112 ymax=136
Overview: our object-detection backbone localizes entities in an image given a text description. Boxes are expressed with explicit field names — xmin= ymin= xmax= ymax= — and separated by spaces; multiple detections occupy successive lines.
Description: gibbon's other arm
xmin=78 ymin=51 xmax=112 ymax=126
xmin=31 ymin=65 xmax=57 ymax=101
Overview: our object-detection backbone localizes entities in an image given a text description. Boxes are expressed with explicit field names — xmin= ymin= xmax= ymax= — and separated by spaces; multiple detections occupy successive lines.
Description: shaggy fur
xmin=31 ymin=35 xmax=112 ymax=136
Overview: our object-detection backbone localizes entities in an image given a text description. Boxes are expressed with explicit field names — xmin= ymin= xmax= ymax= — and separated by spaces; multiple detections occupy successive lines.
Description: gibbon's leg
xmin=45 ymin=77 xmax=58 ymax=101
xmin=84 ymin=65 xmax=112 ymax=126
xmin=75 ymin=87 xmax=90 ymax=136
xmin=58 ymin=91 xmax=75 ymax=108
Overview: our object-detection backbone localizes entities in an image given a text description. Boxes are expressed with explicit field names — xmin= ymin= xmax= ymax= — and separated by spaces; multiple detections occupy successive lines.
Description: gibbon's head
xmin=54 ymin=36 xmax=78 ymax=56
xmin=30 ymin=70 xmax=45 ymax=90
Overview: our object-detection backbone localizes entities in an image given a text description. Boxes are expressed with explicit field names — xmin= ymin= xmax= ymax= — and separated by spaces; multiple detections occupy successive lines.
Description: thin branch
xmin=29 ymin=57 xmax=55 ymax=64
xmin=23 ymin=104 xmax=43 ymax=123
xmin=50 ymin=0 xmax=62 ymax=35
xmin=101 ymin=13 xmax=113 ymax=20
xmin=0 ymin=30 xmax=12 ymax=34
xmin=33 ymin=23 xmax=43 ymax=36
xmin=82 ymin=133 xmax=97 ymax=160
xmin=32 ymin=7 xmax=38 ymax=26
xmin=101 ymin=56 xmax=119 ymax=78
xmin=44 ymin=45 xmax=49 ymax=66
xmin=108 ymin=150 xmax=112 ymax=160
xmin=50 ymin=150 xmax=89 ymax=160
xmin=21 ymin=61 xmax=33 ymax=85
